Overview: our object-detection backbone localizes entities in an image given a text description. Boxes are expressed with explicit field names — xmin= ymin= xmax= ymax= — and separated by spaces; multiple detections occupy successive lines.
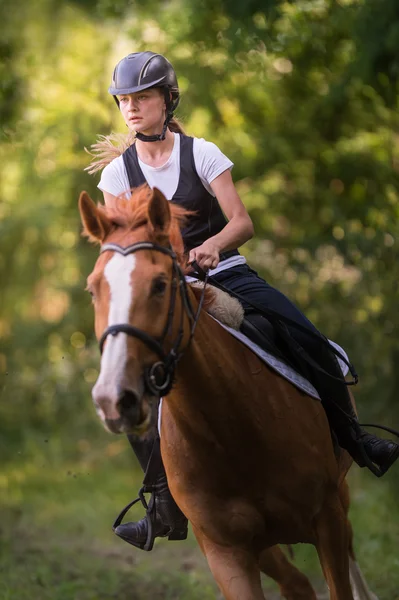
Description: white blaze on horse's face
xmin=92 ymin=253 xmax=136 ymax=422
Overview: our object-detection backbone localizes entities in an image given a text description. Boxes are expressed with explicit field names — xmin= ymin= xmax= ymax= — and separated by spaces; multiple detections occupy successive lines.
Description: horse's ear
xmin=78 ymin=191 xmax=112 ymax=243
xmin=148 ymin=187 xmax=171 ymax=239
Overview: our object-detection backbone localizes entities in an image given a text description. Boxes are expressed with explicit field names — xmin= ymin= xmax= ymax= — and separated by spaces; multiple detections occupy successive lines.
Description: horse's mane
xmin=97 ymin=184 xmax=189 ymax=264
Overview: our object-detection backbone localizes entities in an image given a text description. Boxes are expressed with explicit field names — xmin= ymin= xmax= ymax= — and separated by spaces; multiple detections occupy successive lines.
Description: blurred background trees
xmin=2 ymin=0 xmax=398 ymax=446
xmin=1 ymin=1 xmax=398 ymax=596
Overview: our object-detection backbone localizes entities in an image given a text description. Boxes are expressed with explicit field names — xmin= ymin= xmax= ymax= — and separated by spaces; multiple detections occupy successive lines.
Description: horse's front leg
xmin=195 ymin=531 xmax=266 ymax=600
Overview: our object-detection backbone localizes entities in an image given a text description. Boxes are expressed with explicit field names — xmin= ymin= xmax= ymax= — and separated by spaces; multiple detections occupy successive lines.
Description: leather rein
xmin=98 ymin=241 xmax=207 ymax=397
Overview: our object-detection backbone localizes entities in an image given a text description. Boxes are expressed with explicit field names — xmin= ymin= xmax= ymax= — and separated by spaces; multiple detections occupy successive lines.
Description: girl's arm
xmin=189 ymin=169 xmax=254 ymax=270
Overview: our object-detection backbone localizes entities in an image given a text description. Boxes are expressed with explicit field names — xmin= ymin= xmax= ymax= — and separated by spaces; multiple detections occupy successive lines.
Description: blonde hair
xmin=168 ymin=117 xmax=185 ymax=135
xmin=85 ymin=117 xmax=186 ymax=175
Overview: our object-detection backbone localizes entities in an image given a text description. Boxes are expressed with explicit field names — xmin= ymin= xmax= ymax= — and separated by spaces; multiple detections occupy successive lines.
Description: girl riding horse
xmin=89 ymin=50 xmax=399 ymax=551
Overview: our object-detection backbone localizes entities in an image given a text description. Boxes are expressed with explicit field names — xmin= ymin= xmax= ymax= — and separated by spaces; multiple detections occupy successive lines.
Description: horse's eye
xmin=151 ymin=277 xmax=167 ymax=297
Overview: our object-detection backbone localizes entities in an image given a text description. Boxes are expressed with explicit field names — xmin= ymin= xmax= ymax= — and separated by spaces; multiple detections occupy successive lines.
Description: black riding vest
xmin=122 ymin=134 xmax=239 ymax=258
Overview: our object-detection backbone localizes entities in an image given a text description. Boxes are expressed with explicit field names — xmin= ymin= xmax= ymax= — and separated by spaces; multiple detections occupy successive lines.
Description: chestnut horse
xmin=79 ymin=185 xmax=377 ymax=600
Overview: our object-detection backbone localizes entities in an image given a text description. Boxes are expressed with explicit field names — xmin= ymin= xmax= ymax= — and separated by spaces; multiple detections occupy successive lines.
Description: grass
xmin=0 ymin=428 xmax=220 ymax=600
xmin=1 ymin=426 xmax=398 ymax=599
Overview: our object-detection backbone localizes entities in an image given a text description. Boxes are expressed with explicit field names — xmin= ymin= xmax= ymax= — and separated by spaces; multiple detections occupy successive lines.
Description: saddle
xmin=189 ymin=272 xmax=353 ymax=388
xmin=240 ymin=311 xmax=310 ymax=380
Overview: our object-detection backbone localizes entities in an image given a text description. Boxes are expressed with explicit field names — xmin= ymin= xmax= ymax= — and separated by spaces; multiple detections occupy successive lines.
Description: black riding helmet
xmin=109 ymin=51 xmax=180 ymax=142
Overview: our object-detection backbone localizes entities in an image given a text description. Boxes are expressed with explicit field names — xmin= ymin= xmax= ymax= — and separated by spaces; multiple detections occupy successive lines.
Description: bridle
xmin=98 ymin=241 xmax=207 ymax=396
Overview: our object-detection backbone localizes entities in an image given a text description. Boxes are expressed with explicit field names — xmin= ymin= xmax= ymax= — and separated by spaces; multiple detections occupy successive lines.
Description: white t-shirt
xmin=98 ymin=133 xmax=246 ymax=276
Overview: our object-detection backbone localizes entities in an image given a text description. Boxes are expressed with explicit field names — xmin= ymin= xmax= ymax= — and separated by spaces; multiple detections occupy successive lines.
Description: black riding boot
xmin=114 ymin=434 xmax=188 ymax=550
xmin=310 ymin=343 xmax=399 ymax=477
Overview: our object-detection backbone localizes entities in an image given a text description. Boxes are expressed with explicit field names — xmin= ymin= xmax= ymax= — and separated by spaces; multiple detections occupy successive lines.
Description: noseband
xmin=98 ymin=242 xmax=206 ymax=396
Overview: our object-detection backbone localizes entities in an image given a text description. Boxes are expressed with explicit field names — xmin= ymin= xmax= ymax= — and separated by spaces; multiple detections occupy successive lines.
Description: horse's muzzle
xmin=102 ymin=389 xmax=153 ymax=434
xmin=117 ymin=389 xmax=142 ymax=424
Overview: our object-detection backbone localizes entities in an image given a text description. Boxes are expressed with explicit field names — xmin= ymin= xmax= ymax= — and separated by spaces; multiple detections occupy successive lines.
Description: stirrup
xmin=113 ymin=486 xmax=157 ymax=551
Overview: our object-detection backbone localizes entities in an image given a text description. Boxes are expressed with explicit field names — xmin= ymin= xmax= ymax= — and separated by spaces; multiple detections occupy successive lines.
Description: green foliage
xmin=1 ymin=436 xmax=398 ymax=598
xmin=1 ymin=0 xmax=399 ymax=595
xmin=0 ymin=433 xmax=219 ymax=599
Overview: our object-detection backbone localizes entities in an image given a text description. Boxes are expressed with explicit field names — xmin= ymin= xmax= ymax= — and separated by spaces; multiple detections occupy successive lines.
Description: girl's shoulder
xmin=98 ymin=154 xmax=129 ymax=197
xmin=101 ymin=153 xmax=125 ymax=174
xmin=192 ymin=136 xmax=222 ymax=153
xmin=192 ymin=136 xmax=229 ymax=163
xmin=191 ymin=136 xmax=233 ymax=184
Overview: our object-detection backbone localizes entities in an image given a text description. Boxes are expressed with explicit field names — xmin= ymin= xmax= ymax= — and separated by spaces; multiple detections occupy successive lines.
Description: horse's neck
xmin=181 ymin=299 xmax=238 ymax=387
xmin=162 ymin=308 xmax=283 ymax=486
xmin=168 ymin=308 xmax=252 ymax=429
xmin=183 ymin=310 xmax=232 ymax=377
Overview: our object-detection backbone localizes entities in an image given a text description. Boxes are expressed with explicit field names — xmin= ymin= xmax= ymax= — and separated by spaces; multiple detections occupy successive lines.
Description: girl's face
xmin=118 ymin=88 xmax=166 ymax=135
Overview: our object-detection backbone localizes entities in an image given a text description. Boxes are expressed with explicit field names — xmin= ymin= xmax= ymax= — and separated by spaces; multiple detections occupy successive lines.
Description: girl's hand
xmin=189 ymin=240 xmax=220 ymax=271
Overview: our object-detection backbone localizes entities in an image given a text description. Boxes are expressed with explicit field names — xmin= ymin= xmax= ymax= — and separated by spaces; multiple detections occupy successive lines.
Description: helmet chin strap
xmin=135 ymin=112 xmax=173 ymax=142
xmin=135 ymin=89 xmax=179 ymax=143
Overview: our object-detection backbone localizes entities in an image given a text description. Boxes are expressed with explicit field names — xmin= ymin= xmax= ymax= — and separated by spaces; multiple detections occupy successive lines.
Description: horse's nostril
xmin=117 ymin=390 xmax=141 ymax=422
